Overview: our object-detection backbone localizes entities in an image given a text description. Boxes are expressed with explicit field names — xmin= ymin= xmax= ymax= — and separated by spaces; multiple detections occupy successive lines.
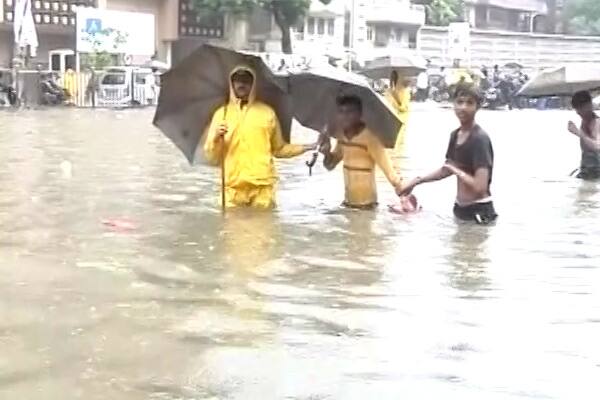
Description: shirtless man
xmin=567 ymin=91 xmax=600 ymax=180
xmin=399 ymin=84 xmax=497 ymax=224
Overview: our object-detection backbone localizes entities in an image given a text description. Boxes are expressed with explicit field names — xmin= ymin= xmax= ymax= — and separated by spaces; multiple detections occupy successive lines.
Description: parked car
xmin=97 ymin=67 xmax=157 ymax=107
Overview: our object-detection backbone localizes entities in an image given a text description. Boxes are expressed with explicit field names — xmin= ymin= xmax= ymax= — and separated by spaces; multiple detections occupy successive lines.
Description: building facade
xmin=0 ymin=0 xmax=249 ymax=68
xmin=465 ymin=0 xmax=548 ymax=33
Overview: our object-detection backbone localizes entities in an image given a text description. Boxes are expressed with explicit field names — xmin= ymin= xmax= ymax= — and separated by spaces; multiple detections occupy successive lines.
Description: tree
xmin=81 ymin=28 xmax=129 ymax=70
xmin=565 ymin=0 xmax=600 ymax=35
xmin=423 ymin=0 xmax=465 ymax=26
xmin=192 ymin=0 xmax=331 ymax=54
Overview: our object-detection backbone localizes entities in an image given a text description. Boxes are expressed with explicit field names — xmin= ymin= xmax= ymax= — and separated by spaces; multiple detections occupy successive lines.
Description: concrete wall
xmin=418 ymin=26 xmax=600 ymax=68
xmin=0 ymin=30 xmax=73 ymax=68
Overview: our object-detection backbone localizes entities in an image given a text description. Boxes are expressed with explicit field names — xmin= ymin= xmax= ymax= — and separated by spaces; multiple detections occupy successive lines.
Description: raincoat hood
xmin=229 ymin=65 xmax=258 ymax=106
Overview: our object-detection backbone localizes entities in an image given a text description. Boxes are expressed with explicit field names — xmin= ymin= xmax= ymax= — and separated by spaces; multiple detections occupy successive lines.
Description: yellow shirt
xmin=328 ymin=127 xmax=401 ymax=207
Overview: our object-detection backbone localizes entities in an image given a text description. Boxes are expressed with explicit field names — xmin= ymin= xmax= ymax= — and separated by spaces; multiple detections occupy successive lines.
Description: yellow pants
xmin=225 ymin=184 xmax=275 ymax=209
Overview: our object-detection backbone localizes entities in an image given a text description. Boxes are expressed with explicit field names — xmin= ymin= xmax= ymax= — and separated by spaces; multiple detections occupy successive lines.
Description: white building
xmin=292 ymin=0 xmax=346 ymax=57
xmin=349 ymin=0 xmax=426 ymax=60
xmin=247 ymin=0 xmax=425 ymax=62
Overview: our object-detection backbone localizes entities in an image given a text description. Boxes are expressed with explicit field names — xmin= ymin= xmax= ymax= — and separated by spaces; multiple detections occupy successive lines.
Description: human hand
xmin=568 ymin=121 xmax=580 ymax=136
xmin=318 ymin=138 xmax=332 ymax=154
xmin=443 ymin=162 xmax=460 ymax=175
xmin=214 ymin=124 xmax=228 ymax=142
xmin=397 ymin=178 xmax=419 ymax=196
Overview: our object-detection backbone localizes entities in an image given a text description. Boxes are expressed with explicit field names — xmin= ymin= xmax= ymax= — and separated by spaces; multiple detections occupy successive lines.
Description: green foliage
xmin=425 ymin=0 xmax=465 ymax=26
xmin=81 ymin=28 xmax=129 ymax=70
xmin=566 ymin=0 xmax=600 ymax=35
xmin=192 ymin=0 xmax=331 ymax=53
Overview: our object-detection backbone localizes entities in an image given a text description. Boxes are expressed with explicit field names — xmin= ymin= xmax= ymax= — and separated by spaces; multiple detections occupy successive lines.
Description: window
xmin=367 ymin=25 xmax=374 ymax=41
xmin=394 ymin=27 xmax=403 ymax=42
xmin=317 ymin=18 xmax=325 ymax=35
xmin=179 ymin=0 xmax=224 ymax=38
xmin=327 ymin=19 xmax=334 ymax=35
xmin=409 ymin=31 xmax=417 ymax=49
xmin=307 ymin=17 xmax=315 ymax=34
xmin=102 ymin=73 xmax=126 ymax=86
xmin=4 ymin=0 xmax=96 ymax=26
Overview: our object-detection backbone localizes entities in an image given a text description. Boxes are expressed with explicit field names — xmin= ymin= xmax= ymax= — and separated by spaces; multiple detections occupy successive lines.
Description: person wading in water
xmin=319 ymin=95 xmax=404 ymax=209
xmin=567 ymin=90 xmax=600 ymax=180
xmin=399 ymin=84 xmax=497 ymax=224
xmin=204 ymin=66 xmax=316 ymax=209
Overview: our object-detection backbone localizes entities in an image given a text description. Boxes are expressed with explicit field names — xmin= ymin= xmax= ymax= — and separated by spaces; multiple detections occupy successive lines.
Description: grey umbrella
xmin=362 ymin=55 xmax=427 ymax=80
xmin=153 ymin=44 xmax=293 ymax=164
xmin=519 ymin=64 xmax=600 ymax=97
xmin=282 ymin=67 xmax=402 ymax=148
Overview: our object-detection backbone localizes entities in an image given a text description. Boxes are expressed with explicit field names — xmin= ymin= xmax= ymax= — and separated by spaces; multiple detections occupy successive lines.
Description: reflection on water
xmin=1 ymin=108 xmax=600 ymax=399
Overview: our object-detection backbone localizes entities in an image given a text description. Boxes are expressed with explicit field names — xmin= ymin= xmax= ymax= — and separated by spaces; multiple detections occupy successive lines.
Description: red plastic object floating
xmin=388 ymin=195 xmax=421 ymax=215
xmin=101 ymin=218 xmax=138 ymax=232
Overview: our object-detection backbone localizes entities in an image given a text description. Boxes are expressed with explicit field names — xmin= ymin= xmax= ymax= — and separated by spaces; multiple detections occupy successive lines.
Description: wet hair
xmin=571 ymin=91 xmax=592 ymax=109
xmin=453 ymin=83 xmax=483 ymax=107
xmin=336 ymin=94 xmax=363 ymax=114
xmin=231 ymin=69 xmax=254 ymax=83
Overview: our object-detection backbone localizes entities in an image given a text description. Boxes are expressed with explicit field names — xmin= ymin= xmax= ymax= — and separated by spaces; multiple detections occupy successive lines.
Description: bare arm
xmin=445 ymin=163 xmax=490 ymax=197
xmin=399 ymin=166 xmax=452 ymax=196
xmin=568 ymin=120 xmax=600 ymax=151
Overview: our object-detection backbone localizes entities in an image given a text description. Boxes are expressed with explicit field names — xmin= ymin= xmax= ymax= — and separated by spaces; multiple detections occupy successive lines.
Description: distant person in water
xmin=319 ymin=95 xmax=403 ymax=209
xmin=399 ymin=84 xmax=497 ymax=224
xmin=567 ymin=90 xmax=600 ymax=180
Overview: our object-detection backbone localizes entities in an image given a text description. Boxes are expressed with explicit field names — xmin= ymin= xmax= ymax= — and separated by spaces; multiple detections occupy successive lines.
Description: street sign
xmin=85 ymin=18 xmax=102 ymax=35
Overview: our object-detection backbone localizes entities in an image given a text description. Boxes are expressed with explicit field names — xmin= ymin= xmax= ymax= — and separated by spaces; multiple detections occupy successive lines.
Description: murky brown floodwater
xmin=1 ymin=107 xmax=599 ymax=400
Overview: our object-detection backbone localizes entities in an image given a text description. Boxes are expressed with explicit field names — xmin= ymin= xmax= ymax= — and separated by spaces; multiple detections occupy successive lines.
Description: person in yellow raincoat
xmin=319 ymin=95 xmax=404 ymax=209
xmin=385 ymin=70 xmax=412 ymax=149
xmin=63 ymin=68 xmax=78 ymax=105
xmin=204 ymin=66 xmax=316 ymax=209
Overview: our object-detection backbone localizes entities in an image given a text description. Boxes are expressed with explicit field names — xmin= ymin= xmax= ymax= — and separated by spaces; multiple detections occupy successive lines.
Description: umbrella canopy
xmin=153 ymin=44 xmax=293 ymax=163
xmin=282 ymin=67 xmax=401 ymax=148
xmin=518 ymin=64 xmax=600 ymax=97
xmin=362 ymin=54 xmax=427 ymax=80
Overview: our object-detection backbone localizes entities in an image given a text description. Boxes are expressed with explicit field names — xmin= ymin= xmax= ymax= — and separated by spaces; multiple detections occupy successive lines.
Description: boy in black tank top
xmin=399 ymin=84 xmax=497 ymax=224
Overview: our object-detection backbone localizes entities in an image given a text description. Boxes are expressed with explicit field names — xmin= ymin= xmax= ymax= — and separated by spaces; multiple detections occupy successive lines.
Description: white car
xmin=97 ymin=67 xmax=157 ymax=107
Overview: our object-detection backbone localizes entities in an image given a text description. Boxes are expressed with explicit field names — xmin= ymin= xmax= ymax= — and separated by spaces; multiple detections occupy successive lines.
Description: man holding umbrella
xmin=204 ymin=66 xmax=317 ymax=209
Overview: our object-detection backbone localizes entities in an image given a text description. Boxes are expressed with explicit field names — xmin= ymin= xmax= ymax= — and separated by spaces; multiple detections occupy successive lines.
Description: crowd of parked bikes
xmin=413 ymin=64 xmax=568 ymax=110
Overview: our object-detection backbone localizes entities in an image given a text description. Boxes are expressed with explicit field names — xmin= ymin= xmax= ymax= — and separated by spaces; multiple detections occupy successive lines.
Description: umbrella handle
xmin=306 ymin=152 xmax=318 ymax=176
xmin=221 ymin=105 xmax=228 ymax=213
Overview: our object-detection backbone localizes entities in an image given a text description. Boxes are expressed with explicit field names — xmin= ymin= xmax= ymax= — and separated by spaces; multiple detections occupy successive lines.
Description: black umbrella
xmin=153 ymin=44 xmax=293 ymax=164
xmin=283 ymin=67 xmax=401 ymax=148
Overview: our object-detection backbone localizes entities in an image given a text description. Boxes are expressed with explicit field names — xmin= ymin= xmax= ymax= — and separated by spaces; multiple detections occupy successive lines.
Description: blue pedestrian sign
xmin=85 ymin=18 xmax=102 ymax=35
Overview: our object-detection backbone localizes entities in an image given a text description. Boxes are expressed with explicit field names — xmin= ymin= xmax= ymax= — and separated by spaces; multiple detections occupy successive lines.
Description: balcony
xmin=366 ymin=2 xmax=426 ymax=26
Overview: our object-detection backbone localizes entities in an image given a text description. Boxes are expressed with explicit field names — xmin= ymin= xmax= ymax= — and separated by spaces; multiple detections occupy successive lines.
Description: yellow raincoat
xmin=385 ymin=85 xmax=411 ymax=149
xmin=63 ymin=69 xmax=78 ymax=105
xmin=204 ymin=66 xmax=305 ymax=209
xmin=326 ymin=126 xmax=402 ymax=208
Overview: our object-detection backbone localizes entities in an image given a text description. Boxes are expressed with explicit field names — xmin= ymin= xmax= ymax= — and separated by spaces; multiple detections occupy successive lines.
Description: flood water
xmin=1 ymin=107 xmax=599 ymax=400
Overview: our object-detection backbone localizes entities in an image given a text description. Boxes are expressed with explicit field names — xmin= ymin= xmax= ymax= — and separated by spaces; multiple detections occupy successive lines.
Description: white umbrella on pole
xmin=13 ymin=0 xmax=39 ymax=57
